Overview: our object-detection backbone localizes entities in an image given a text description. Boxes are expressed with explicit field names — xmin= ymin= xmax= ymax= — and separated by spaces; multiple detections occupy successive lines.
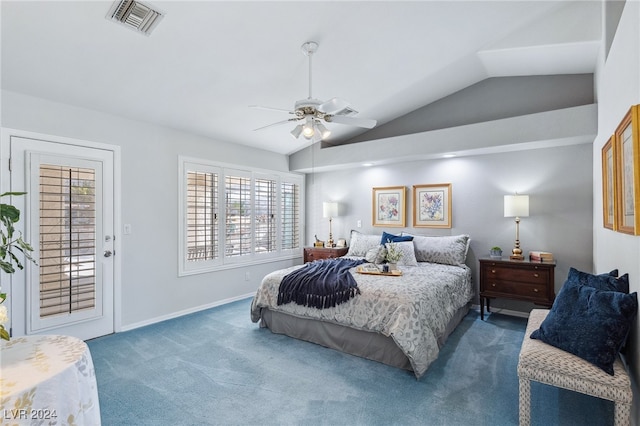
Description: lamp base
xmin=510 ymin=254 xmax=524 ymax=261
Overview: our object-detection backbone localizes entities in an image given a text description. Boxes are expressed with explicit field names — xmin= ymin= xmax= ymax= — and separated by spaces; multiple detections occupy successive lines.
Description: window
xmin=179 ymin=157 xmax=304 ymax=276
xmin=39 ymin=164 xmax=97 ymax=317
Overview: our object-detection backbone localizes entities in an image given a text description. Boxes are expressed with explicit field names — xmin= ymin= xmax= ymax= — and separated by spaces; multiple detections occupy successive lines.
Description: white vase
xmin=388 ymin=263 xmax=398 ymax=271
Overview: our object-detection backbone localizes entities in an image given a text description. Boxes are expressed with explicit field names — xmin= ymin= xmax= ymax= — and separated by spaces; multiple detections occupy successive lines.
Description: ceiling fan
xmin=251 ymin=41 xmax=377 ymax=141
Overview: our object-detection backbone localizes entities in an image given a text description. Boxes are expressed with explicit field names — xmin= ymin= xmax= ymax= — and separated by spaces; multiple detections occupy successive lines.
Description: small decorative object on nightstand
xmin=479 ymin=257 xmax=555 ymax=320
xmin=303 ymin=246 xmax=348 ymax=263
xmin=490 ymin=246 xmax=503 ymax=258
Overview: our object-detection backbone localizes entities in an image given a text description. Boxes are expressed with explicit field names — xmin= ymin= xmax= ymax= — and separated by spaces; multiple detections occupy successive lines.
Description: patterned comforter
xmin=250 ymin=259 xmax=473 ymax=377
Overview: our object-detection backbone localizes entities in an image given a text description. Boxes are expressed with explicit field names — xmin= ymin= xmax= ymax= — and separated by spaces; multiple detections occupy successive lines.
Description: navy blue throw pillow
xmin=568 ymin=267 xmax=629 ymax=293
xmin=380 ymin=231 xmax=413 ymax=245
xmin=530 ymin=279 xmax=637 ymax=375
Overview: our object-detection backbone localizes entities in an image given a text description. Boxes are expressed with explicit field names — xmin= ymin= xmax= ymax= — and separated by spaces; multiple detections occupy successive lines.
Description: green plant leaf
xmin=0 ymin=326 xmax=10 ymax=341
xmin=0 ymin=260 xmax=16 ymax=274
xmin=0 ymin=203 xmax=20 ymax=223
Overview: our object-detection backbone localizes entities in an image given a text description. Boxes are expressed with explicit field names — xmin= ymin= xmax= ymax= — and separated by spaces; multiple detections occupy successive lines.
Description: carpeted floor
xmin=87 ymin=298 xmax=613 ymax=425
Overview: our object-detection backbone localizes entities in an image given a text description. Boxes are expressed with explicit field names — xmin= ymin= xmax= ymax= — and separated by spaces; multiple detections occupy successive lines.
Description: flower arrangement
xmin=0 ymin=192 xmax=36 ymax=341
xmin=385 ymin=240 xmax=403 ymax=264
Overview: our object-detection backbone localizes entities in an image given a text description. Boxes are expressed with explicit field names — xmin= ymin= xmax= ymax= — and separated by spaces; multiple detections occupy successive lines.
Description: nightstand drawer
xmin=482 ymin=266 xmax=549 ymax=284
xmin=484 ymin=280 xmax=548 ymax=299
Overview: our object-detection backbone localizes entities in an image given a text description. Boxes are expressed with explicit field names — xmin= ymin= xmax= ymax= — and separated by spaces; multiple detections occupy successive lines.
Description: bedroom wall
xmin=305 ymin=143 xmax=593 ymax=314
xmin=0 ymin=90 xmax=302 ymax=330
xmin=593 ymin=0 xmax=640 ymax=421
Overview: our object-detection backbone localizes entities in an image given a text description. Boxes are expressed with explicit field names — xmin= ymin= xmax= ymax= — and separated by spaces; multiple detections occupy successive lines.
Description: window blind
xmin=281 ymin=181 xmax=300 ymax=250
xmin=225 ymin=175 xmax=251 ymax=257
xmin=255 ymin=178 xmax=276 ymax=253
xmin=186 ymin=171 xmax=218 ymax=261
xmin=39 ymin=165 xmax=96 ymax=318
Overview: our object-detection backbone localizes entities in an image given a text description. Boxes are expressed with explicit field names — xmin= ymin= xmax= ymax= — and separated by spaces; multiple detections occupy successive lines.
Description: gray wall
xmin=307 ymin=143 xmax=593 ymax=312
xmin=593 ymin=0 xmax=640 ymax=414
xmin=1 ymin=90 xmax=302 ymax=330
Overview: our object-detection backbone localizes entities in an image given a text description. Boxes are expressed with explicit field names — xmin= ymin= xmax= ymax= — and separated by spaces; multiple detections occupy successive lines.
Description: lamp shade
xmin=504 ymin=194 xmax=529 ymax=217
xmin=323 ymin=201 xmax=339 ymax=218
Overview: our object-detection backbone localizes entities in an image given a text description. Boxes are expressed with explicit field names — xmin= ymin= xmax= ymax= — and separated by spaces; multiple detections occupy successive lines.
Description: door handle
xmin=104 ymin=250 xmax=113 ymax=258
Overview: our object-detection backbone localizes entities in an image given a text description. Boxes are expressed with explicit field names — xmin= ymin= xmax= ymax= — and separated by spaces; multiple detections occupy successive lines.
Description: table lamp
xmin=323 ymin=202 xmax=339 ymax=247
xmin=504 ymin=194 xmax=529 ymax=260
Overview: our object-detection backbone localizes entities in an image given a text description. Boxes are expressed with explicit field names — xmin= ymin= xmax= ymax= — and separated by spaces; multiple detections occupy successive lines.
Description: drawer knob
xmin=491 ymin=269 xmax=496 ymax=273
xmin=533 ymin=273 xmax=539 ymax=278
xmin=533 ymin=288 xmax=539 ymax=293
xmin=491 ymin=283 xmax=496 ymax=287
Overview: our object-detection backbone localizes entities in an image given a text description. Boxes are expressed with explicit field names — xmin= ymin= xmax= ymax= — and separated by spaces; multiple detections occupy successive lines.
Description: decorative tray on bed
xmin=356 ymin=265 xmax=403 ymax=276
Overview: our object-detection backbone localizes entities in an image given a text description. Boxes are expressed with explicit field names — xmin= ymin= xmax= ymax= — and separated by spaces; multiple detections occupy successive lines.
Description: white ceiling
xmin=1 ymin=1 xmax=602 ymax=156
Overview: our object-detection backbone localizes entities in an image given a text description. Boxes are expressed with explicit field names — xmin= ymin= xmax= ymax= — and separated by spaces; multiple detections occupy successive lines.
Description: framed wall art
xmin=601 ymin=135 xmax=616 ymax=230
xmin=372 ymin=186 xmax=405 ymax=227
xmin=412 ymin=183 xmax=452 ymax=228
xmin=614 ymin=104 xmax=640 ymax=235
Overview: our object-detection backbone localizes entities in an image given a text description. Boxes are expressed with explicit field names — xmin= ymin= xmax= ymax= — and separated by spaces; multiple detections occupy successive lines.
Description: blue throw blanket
xmin=277 ymin=258 xmax=365 ymax=309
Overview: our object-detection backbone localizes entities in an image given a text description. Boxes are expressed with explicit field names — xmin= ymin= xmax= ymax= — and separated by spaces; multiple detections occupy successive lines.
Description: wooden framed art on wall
xmin=601 ymin=135 xmax=616 ymax=230
xmin=372 ymin=186 xmax=405 ymax=227
xmin=614 ymin=105 xmax=640 ymax=235
xmin=412 ymin=183 xmax=452 ymax=228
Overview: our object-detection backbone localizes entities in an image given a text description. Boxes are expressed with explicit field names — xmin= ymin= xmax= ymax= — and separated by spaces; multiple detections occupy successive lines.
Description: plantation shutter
xmin=39 ymin=165 xmax=96 ymax=318
xmin=254 ymin=178 xmax=276 ymax=253
xmin=225 ymin=174 xmax=252 ymax=257
xmin=281 ymin=181 xmax=300 ymax=250
xmin=186 ymin=170 xmax=218 ymax=261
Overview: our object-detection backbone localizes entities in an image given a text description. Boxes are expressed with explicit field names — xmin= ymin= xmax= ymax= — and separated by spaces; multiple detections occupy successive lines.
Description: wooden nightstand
xmin=303 ymin=246 xmax=348 ymax=263
xmin=479 ymin=257 xmax=556 ymax=320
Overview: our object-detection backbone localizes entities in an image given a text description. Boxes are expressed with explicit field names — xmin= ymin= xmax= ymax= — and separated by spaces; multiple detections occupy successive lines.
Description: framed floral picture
xmin=372 ymin=186 xmax=405 ymax=227
xmin=601 ymin=135 xmax=616 ymax=230
xmin=614 ymin=105 xmax=640 ymax=235
xmin=412 ymin=183 xmax=452 ymax=228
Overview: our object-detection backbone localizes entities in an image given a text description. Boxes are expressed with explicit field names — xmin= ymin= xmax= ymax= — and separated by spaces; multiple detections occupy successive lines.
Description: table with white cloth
xmin=0 ymin=335 xmax=101 ymax=425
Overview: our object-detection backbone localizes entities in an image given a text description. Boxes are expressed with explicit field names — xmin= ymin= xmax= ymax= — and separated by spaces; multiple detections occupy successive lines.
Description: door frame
xmin=0 ymin=128 xmax=122 ymax=338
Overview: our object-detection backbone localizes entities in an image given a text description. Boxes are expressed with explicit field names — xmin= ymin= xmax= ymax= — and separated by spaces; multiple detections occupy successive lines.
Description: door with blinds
xmin=9 ymin=135 xmax=115 ymax=340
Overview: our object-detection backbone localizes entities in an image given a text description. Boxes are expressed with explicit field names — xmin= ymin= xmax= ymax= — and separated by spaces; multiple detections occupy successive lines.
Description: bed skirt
xmin=258 ymin=302 xmax=470 ymax=374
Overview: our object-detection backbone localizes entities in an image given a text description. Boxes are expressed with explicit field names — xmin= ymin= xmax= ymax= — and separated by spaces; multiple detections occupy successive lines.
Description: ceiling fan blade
xmin=326 ymin=115 xmax=377 ymax=129
xmin=253 ymin=118 xmax=298 ymax=131
xmin=317 ymin=97 xmax=351 ymax=115
xmin=249 ymin=105 xmax=294 ymax=114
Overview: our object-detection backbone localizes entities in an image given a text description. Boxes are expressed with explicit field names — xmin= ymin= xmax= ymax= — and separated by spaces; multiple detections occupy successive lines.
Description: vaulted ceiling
xmin=1 ymin=1 xmax=601 ymax=156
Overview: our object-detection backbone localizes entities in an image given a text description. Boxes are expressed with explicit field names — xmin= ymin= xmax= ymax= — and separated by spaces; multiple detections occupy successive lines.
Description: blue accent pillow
xmin=569 ymin=267 xmax=629 ymax=293
xmin=530 ymin=279 xmax=637 ymax=375
xmin=380 ymin=231 xmax=413 ymax=245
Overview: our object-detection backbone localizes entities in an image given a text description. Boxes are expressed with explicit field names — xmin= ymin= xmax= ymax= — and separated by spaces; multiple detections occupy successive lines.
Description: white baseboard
xmin=120 ymin=292 xmax=255 ymax=332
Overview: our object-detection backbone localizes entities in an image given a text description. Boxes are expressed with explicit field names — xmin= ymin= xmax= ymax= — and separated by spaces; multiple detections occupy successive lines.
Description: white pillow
xmin=386 ymin=241 xmax=418 ymax=266
xmin=402 ymin=233 xmax=470 ymax=266
xmin=346 ymin=230 xmax=382 ymax=257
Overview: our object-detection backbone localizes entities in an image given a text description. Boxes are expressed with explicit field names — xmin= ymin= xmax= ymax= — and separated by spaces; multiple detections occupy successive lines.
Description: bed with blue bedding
xmin=250 ymin=232 xmax=473 ymax=378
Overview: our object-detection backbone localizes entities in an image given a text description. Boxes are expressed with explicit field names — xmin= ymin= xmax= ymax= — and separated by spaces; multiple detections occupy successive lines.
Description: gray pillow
xmin=402 ymin=233 xmax=470 ymax=266
xmin=346 ymin=230 xmax=382 ymax=257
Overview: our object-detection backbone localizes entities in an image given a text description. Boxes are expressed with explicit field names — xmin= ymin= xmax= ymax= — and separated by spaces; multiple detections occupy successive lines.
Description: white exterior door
xmin=8 ymin=134 xmax=117 ymax=340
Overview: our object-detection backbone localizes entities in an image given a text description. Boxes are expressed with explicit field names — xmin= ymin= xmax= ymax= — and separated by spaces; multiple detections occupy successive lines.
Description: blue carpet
xmin=87 ymin=298 xmax=613 ymax=425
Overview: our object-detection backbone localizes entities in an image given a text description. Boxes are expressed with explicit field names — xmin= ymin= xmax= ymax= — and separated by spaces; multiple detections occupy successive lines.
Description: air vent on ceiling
xmin=107 ymin=0 xmax=164 ymax=36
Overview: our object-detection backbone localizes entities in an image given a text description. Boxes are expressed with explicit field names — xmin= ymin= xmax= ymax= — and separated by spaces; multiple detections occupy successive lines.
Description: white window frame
xmin=178 ymin=156 xmax=304 ymax=276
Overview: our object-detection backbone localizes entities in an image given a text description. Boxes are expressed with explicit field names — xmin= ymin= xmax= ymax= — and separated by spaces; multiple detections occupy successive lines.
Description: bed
xmin=250 ymin=231 xmax=473 ymax=378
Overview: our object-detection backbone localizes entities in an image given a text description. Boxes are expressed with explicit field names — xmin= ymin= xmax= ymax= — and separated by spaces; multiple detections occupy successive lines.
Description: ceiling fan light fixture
xmin=316 ymin=122 xmax=331 ymax=139
xmin=290 ymin=125 xmax=303 ymax=139
xmin=302 ymin=118 xmax=315 ymax=139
